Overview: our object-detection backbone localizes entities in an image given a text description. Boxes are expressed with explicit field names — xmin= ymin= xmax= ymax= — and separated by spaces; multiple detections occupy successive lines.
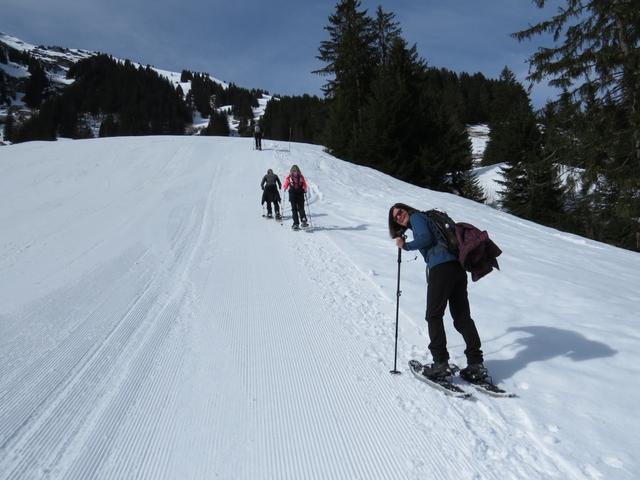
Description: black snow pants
xmin=425 ymin=261 xmax=483 ymax=365
xmin=289 ymin=190 xmax=306 ymax=226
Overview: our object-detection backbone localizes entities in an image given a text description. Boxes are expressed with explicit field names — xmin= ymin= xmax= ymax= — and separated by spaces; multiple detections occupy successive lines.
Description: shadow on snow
xmin=485 ymin=325 xmax=617 ymax=382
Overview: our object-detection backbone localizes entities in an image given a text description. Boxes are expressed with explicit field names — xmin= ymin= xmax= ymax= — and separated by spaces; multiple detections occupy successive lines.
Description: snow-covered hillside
xmin=0 ymin=32 xmax=269 ymax=136
xmin=0 ymin=137 xmax=638 ymax=479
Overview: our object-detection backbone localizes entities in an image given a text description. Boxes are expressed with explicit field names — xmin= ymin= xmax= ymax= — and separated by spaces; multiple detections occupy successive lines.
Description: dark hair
xmin=388 ymin=203 xmax=419 ymax=238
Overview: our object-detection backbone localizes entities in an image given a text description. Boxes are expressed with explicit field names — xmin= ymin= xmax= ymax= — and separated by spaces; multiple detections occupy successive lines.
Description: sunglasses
xmin=393 ymin=208 xmax=405 ymax=221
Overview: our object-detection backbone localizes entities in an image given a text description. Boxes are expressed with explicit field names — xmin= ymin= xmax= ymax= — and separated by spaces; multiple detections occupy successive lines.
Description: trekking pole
xmin=304 ymin=191 xmax=313 ymax=228
xmin=390 ymin=242 xmax=404 ymax=375
xmin=281 ymin=187 xmax=286 ymax=217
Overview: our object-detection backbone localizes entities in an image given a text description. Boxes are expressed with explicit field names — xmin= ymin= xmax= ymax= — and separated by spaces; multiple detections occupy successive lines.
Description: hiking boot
xmin=460 ymin=363 xmax=488 ymax=382
xmin=267 ymin=213 xmax=273 ymax=218
xmin=421 ymin=361 xmax=451 ymax=379
xmin=292 ymin=224 xmax=300 ymax=231
xmin=275 ymin=213 xmax=282 ymax=220
xmin=301 ymin=221 xmax=309 ymax=228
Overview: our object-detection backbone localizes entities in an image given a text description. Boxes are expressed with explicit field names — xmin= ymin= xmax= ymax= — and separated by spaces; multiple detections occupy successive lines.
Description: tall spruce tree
xmin=514 ymin=0 xmax=640 ymax=168
xmin=514 ymin=0 xmax=640 ymax=249
xmin=315 ymin=0 xmax=376 ymax=160
xmin=487 ymin=68 xmax=564 ymax=224
xmin=359 ymin=37 xmax=424 ymax=177
xmin=372 ymin=6 xmax=401 ymax=67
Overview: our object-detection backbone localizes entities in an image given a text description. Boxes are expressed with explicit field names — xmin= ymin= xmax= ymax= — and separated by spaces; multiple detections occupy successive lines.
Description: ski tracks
xmin=0 ymin=142 xmax=222 ymax=479
xmin=0 ymin=138 xmax=594 ymax=479
xmin=288 ymin=215 xmax=589 ymax=479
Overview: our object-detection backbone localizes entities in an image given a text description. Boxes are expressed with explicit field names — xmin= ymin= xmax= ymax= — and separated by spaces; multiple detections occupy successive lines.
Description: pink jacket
xmin=283 ymin=173 xmax=307 ymax=192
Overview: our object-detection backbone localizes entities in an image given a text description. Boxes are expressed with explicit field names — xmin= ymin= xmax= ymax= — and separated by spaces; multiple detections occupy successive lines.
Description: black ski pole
xmin=390 ymin=244 xmax=403 ymax=375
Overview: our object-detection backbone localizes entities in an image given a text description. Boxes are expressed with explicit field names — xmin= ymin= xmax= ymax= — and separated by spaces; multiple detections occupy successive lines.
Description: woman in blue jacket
xmin=388 ymin=203 xmax=487 ymax=381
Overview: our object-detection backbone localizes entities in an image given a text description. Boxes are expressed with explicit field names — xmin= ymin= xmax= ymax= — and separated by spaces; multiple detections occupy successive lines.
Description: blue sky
xmin=2 ymin=0 xmax=562 ymax=108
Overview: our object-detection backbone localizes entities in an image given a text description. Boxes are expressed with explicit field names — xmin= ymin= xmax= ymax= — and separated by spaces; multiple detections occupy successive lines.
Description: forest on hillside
xmin=262 ymin=0 xmax=639 ymax=252
xmin=2 ymin=0 xmax=638 ymax=251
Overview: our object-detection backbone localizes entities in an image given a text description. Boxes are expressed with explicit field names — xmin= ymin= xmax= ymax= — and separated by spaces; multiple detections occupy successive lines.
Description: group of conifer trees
xmin=9 ymin=55 xmax=192 ymax=141
xmin=4 ymin=54 xmax=265 ymax=143
xmin=2 ymin=0 xmax=638 ymax=250
xmin=503 ymin=0 xmax=639 ymax=250
xmin=183 ymin=70 xmax=264 ymax=136
xmin=274 ymin=0 xmax=637 ymax=251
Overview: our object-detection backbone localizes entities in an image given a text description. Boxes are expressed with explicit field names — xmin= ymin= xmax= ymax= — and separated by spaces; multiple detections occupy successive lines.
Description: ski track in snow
xmin=0 ymin=137 xmax=636 ymax=479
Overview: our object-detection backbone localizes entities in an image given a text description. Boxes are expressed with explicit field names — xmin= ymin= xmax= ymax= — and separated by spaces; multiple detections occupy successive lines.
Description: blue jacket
xmin=403 ymin=212 xmax=457 ymax=269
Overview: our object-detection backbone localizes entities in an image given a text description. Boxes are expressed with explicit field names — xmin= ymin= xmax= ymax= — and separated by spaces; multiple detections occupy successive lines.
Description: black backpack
xmin=423 ymin=209 xmax=459 ymax=254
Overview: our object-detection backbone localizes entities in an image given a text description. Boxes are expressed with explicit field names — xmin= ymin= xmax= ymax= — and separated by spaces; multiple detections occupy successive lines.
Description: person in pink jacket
xmin=283 ymin=164 xmax=308 ymax=230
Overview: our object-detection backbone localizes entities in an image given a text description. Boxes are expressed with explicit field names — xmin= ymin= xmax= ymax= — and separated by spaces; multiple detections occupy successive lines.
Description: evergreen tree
xmin=315 ymin=0 xmax=377 ymax=160
xmin=203 ymin=110 xmax=230 ymax=136
xmin=514 ymin=0 xmax=640 ymax=168
xmin=359 ymin=37 xmax=425 ymax=177
xmin=261 ymin=95 xmax=327 ymax=144
xmin=372 ymin=6 xmax=402 ymax=67
xmin=99 ymin=115 xmax=118 ymax=137
xmin=3 ymin=112 xmax=15 ymax=142
xmin=482 ymin=67 xmax=537 ymax=167
xmin=514 ymin=0 xmax=640 ymax=249
xmin=23 ymin=61 xmax=49 ymax=108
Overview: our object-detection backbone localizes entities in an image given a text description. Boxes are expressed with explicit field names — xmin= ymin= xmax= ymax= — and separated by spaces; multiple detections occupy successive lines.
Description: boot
xmin=460 ymin=363 xmax=488 ymax=382
xmin=421 ymin=361 xmax=452 ymax=379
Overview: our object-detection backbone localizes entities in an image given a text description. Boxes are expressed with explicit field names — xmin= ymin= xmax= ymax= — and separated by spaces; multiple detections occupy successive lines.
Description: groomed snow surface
xmin=1 ymin=137 xmax=638 ymax=479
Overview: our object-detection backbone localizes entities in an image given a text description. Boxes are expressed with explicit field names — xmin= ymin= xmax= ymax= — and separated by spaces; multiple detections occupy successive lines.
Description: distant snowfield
xmin=1 ymin=137 xmax=639 ymax=479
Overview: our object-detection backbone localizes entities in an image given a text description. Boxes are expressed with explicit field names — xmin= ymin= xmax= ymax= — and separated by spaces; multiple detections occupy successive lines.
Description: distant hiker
xmin=254 ymin=124 xmax=262 ymax=150
xmin=261 ymin=168 xmax=282 ymax=219
xmin=388 ymin=203 xmax=488 ymax=382
xmin=283 ymin=165 xmax=308 ymax=230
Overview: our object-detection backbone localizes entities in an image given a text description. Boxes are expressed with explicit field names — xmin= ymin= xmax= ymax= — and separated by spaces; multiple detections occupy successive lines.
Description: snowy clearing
xmin=0 ymin=136 xmax=638 ymax=479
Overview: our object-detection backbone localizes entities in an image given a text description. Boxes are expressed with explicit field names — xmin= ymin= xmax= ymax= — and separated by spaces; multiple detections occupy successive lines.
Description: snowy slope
xmin=0 ymin=137 xmax=638 ymax=479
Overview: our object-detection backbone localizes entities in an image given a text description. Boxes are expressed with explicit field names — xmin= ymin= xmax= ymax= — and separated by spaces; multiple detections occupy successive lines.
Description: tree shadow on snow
xmin=485 ymin=325 xmax=617 ymax=383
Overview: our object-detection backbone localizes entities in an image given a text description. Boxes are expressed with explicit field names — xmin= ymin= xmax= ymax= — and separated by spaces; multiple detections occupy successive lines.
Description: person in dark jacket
xmin=254 ymin=124 xmax=262 ymax=150
xmin=261 ymin=169 xmax=281 ymax=219
xmin=388 ymin=202 xmax=487 ymax=381
xmin=283 ymin=165 xmax=308 ymax=230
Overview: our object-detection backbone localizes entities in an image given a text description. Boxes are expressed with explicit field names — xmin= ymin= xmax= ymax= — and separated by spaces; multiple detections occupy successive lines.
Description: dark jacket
xmin=261 ymin=173 xmax=281 ymax=190
xmin=455 ymin=222 xmax=502 ymax=282
xmin=403 ymin=212 xmax=458 ymax=270
xmin=261 ymin=173 xmax=281 ymax=204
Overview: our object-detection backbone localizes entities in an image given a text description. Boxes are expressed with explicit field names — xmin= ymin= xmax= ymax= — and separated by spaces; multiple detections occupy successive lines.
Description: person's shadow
xmin=486 ymin=326 xmax=617 ymax=382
